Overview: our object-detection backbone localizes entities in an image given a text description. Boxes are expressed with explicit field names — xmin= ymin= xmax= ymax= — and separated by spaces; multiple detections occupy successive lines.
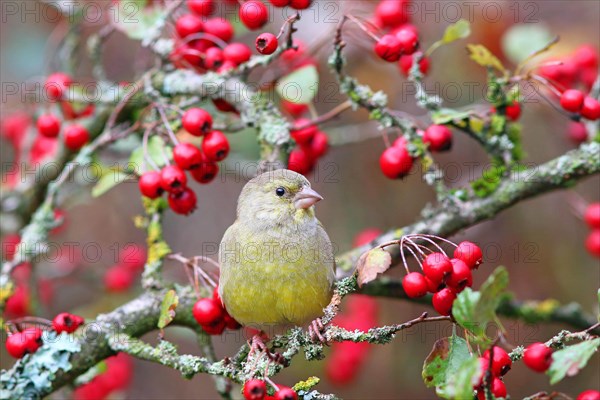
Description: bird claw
xmin=248 ymin=334 xmax=287 ymax=366
xmin=308 ymin=318 xmax=328 ymax=344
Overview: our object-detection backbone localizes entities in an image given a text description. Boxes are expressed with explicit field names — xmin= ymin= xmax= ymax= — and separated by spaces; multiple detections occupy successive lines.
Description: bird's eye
xmin=275 ymin=187 xmax=286 ymax=197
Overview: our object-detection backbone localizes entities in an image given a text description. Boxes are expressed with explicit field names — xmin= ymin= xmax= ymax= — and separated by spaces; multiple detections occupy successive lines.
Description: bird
xmin=218 ymin=169 xmax=335 ymax=345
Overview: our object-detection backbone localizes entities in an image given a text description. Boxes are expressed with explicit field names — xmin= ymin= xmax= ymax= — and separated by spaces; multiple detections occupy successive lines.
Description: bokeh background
xmin=1 ymin=0 xmax=599 ymax=398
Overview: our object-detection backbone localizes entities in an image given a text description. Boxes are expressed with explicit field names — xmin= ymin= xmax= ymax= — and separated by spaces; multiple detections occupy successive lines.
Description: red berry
xmin=475 ymin=356 xmax=490 ymax=387
xmin=223 ymin=312 xmax=241 ymax=329
xmin=274 ymin=387 xmax=298 ymax=400
xmin=585 ymin=203 xmax=600 ymax=229
xmin=288 ymin=148 xmax=313 ymax=175
xmin=353 ymin=229 xmax=382 ymax=247
xmin=423 ymin=125 xmax=452 ymax=152
xmin=243 ymin=379 xmax=267 ymax=400
xmin=402 ymin=272 xmax=428 ymax=298
xmin=446 ymin=258 xmax=473 ymax=292
xmin=188 ymin=0 xmax=214 ymax=16
xmin=422 ymin=252 xmax=452 ymax=284
xmin=168 ymin=187 xmax=197 ymax=215
xmin=281 ymin=99 xmax=307 ymax=117
xmin=5 ymin=285 xmax=29 ymax=318
xmin=105 ymin=266 xmax=134 ymax=292
xmin=161 ymin=165 xmax=188 ymax=193
xmin=303 ymin=130 xmax=328 ymax=159
xmin=256 ymin=32 xmax=278 ymax=55
xmin=432 ymin=288 xmax=456 ymax=316
xmin=581 ymin=97 xmax=600 ymax=120
xmin=223 ymin=43 xmax=252 ymax=65
xmin=203 ymin=18 xmax=234 ymax=43
xmin=217 ymin=60 xmax=237 ymax=73
xmin=175 ymin=14 xmax=204 ymax=39
xmin=2 ymin=233 xmax=21 ymax=261
xmin=202 ymin=319 xmax=226 ymax=335
xmin=37 ymin=114 xmax=61 ymax=138
xmin=523 ymin=342 xmax=553 ymax=372
xmin=191 ymin=158 xmax=219 ymax=184
xmin=379 ymin=146 xmax=413 ymax=179
xmin=375 ymin=0 xmax=409 ymax=28
xmin=398 ymin=54 xmax=430 ymax=77
xmin=45 ymin=72 xmax=72 ymax=101
xmin=585 ymin=229 xmax=600 ymax=258
xmin=64 ymin=125 xmax=89 ymax=150
xmin=173 ymin=142 xmax=203 ymax=170
xmin=476 ymin=378 xmax=507 ymax=400
xmin=281 ymin=39 xmax=306 ymax=63
xmin=290 ymin=0 xmax=311 ymax=9
xmin=52 ymin=312 xmax=85 ymax=334
xmin=573 ymin=45 xmax=599 ymax=70
xmin=483 ymin=346 xmax=512 ymax=376
xmin=538 ymin=59 xmax=578 ymax=89
xmin=568 ymin=122 xmax=588 ymax=144
xmin=505 ymin=101 xmax=521 ymax=121
xmin=213 ymin=98 xmax=238 ymax=113
xmin=182 ymin=108 xmax=213 ymax=136
xmin=202 ymin=130 xmax=230 ymax=161
xmin=139 ymin=171 xmax=164 ymax=199
xmin=204 ymin=47 xmax=225 ymax=70
xmin=560 ymin=89 xmax=585 ymax=112
xmin=395 ymin=28 xmax=418 ymax=55
xmin=193 ymin=297 xmax=225 ymax=326
xmin=453 ymin=241 xmax=483 ymax=269
xmin=239 ymin=0 xmax=269 ymax=30
xmin=578 ymin=390 xmax=600 ymax=400
xmin=6 ymin=332 xmax=29 ymax=358
xmin=119 ymin=244 xmax=147 ymax=271
xmin=269 ymin=0 xmax=290 ymax=6
xmin=291 ymin=119 xmax=317 ymax=145
xmin=375 ymin=34 xmax=402 ymax=62
xmin=425 ymin=276 xmax=441 ymax=293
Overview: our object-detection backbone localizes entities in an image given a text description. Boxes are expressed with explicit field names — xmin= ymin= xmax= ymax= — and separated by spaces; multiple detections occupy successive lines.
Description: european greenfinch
xmin=218 ymin=169 xmax=335 ymax=337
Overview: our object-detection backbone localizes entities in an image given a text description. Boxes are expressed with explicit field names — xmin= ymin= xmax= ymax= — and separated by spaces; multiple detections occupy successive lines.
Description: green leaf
xmin=437 ymin=356 xmax=481 ymax=399
xmin=431 ymin=108 xmax=471 ymax=125
xmin=276 ymin=65 xmax=319 ymax=104
xmin=158 ymin=290 xmax=179 ymax=329
xmin=467 ymin=44 xmax=506 ymax=73
xmin=423 ymin=332 xmax=471 ymax=388
xmin=112 ymin=0 xmax=166 ymax=41
xmin=129 ymin=135 xmax=171 ymax=172
xmin=356 ymin=248 xmax=392 ymax=287
xmin=501 ymin=24 xmax=554 ymax=64
xmin=454 ymin=267 xmax=509 ymax=343
xmin=91 ymin=170 xmax=132 ymax=198
xmin=442 ymin=19 xmax=471 ymax=43
xmin=547 ymin=338 xmax=600 ymax=384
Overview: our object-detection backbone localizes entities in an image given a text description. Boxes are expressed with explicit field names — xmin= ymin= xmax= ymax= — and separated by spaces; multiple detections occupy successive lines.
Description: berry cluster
xmin=538 ymin=45 xmax=598 ymax=92
xmin=73 ymin=353 xmax=133 ymax=400
xmin=104 ymin=244 xmax=147 ymax=292
xmin=139 ymin=107 xmax=227 ymax=215
xmin=400 ymin=237 xmax=483 ymax=316
xmin=5 ymin=312 xmax=84 ymax=358
xmin=242 ymin=379 xmax=298 ymax=400
xmin=287 ymin=119 xmax=329 ymax=175
xmin=584 ymin=202 xmax=600 ymax=258
xmin=560 ymin=89 xmax=600 ymax=120
xmin=473 ymin=346 xmax=511 ymax=399
xmin=192 ymin=287 xmax=241 ymax=335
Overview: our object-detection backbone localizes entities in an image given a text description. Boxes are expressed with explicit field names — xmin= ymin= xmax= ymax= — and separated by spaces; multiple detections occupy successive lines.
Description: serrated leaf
xmin=437 ymin=356 xmax=480 ymax=399
xmin=356 ymin=248 xmax=392 ymax=287
xmin=158 ymin=290 xmax=179 ymax=329
xmin=423 ymin=332 xmax=471 ymax=388
xmin=548 ymin=338 xmax=600 ymax=384
xmin=91 ymin=170 xmax=132 ymax=198
xmin=501 ymin=24 xmax=554 ymax=64
xmin=276 ymin=65 xmax=319 ymax=104
xmin=129 ymin=135 xmax=171 ymax=172
xmin=454 ymin=267 xmax=509 ymax=343
xmin=431 ymin=108 xmax=471 ymax=125
xmin=442 ymin=19 xmax=471 ymax=43
xmin=467 ymin=44 xmax=506 ymax=73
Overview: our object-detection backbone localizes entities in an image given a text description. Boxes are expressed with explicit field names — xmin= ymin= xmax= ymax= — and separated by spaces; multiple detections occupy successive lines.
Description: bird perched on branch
xmin=219 ymin=169 xmax=335 ymax=345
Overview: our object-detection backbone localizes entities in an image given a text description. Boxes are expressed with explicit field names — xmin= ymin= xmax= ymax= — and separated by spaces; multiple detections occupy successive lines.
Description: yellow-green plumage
xmin=219 ymin=169 xmax=335 ymax=328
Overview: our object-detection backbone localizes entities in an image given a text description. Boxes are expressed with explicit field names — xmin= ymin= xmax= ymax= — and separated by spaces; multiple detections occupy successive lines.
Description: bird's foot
xmin=248 ymin=334 xmax=287 ymax=366
xmin=308 ymin=317 xmax=328 ymax=344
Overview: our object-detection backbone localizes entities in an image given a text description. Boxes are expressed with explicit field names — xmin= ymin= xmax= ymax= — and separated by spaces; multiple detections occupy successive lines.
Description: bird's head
xmin=237 ymin=169 xmax=323 ymax=226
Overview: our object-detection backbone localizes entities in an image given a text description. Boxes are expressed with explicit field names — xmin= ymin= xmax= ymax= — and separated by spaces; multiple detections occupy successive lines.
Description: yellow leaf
xmin=467 ymin=44 xmax=505 ymax=73
xmin=356 ymin=248 xmax=392 ymax=287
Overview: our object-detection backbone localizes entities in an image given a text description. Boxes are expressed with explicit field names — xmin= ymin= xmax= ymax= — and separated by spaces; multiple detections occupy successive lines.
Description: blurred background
xmin=1 ymin=0 xmax=599 ymax=398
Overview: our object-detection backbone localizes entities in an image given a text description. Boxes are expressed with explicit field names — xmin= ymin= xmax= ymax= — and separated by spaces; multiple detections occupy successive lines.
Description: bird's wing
xmin=316 ymin=220 xmax=336 ymax=286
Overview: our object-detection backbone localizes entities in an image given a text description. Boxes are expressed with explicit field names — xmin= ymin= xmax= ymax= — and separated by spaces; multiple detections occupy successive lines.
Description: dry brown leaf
xmin=356 ymin=248 xmax=392 ymax=287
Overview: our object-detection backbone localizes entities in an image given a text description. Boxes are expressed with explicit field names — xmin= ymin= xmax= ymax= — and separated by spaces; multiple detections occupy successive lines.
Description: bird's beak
xmin=294 ymin=186 xmax=323 ymax=209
